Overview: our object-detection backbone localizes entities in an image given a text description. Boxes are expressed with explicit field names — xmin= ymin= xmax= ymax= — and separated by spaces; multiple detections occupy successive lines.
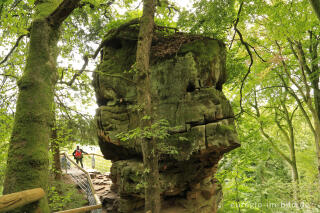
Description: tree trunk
xmin=135 ymin=0 xmax=160 ymax=212
xmin=3 ymin=0 xmax=80 ymax=212
xmin=309 ymin=37 xmax=320 ymax=188
xmin=281 ymin=101 xmax=300 ymax=200
xmin=52 ymin=121 xmax=62 ymax=181
xmin=254 ymin=90 xmax=300 ymax=201
xmin=281 ymin=38 xmax=320 ymax=190
xmin=3 ymin=19 xmax=59 ymax=213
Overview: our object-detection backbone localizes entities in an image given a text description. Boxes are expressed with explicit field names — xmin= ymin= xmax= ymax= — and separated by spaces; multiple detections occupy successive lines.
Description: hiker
xmin=72 ymin=145 xmax=87 ymax=168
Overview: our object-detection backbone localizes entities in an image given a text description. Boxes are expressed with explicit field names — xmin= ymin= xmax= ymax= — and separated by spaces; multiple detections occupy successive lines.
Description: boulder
xmin=93 ymin=24 xmax=240 ymax=213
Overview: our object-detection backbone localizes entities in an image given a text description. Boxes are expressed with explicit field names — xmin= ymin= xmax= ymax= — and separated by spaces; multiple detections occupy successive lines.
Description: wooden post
xmin=0 ymin=188 xmax=45 ymax=212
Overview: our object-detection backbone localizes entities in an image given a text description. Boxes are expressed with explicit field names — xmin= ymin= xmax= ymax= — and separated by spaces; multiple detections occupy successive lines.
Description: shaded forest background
xmin=1 ymin=0 xmax=320 ymax=212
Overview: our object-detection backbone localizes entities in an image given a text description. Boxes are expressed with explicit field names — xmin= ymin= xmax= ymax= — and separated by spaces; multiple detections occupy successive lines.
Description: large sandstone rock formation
xmin=93 ymin=24 xmax=240 ymax=213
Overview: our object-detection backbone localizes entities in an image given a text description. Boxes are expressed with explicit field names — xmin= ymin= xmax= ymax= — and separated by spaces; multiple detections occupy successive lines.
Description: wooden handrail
xmin=0 ymin=188 xmax=45 ymax=212
xmin=55 ymin=204 xmax=102 ymax=213
xmin=0 ymin=153 xmax=105 ymax=213
xmin=64 ymin=153 xmax=87 ymax=174
xmin=61 ymin=153 xmax=105 ymax=158
xmin=88 ymin=153 xmax=105 ymax=158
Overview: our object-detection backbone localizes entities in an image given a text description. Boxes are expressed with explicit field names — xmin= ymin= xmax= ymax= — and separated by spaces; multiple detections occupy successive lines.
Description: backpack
xmin=75 ymin=150 xmax=82 ymax=158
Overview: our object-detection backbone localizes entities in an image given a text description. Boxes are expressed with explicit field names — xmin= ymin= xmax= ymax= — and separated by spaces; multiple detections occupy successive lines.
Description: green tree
xmin=135 ymin=0 xmax=161 ymax=211
xmin=3 ymin=0 xmax=80 ymax=212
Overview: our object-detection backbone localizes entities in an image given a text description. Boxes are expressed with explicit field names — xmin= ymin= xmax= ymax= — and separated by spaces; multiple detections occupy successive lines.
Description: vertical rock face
xmin=93 ymin=25 xmax=240 ymax=213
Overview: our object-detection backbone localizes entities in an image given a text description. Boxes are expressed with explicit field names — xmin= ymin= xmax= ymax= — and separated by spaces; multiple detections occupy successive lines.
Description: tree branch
xmin=275 ymin=40 xmax=309 ymax=104
xmin=0 ymin=73 xmax=18 ymax=79
xmin=46 ymin=0 xmax=81 ymax=27
xmin=0 ymin=34 xmax=28 ymax=66
xmin=235 ymin=26 xmax=253 ymax=116
xmin=247 ymin=42 xmax=266 ymax=62
xmin=274 ymin=110 xmax=291 ymax=147
xmin=229 ymin=1 xmax=243 ymax=50
xmin=277 ymin=72 xmax=316 ymax=135
xmin=252 ymin=90 xmax=292 ymax=164
xmin=232 ymin=2 xmax=265 ymax=117
xmin=66 ymin=55 xmax=89 ymax=86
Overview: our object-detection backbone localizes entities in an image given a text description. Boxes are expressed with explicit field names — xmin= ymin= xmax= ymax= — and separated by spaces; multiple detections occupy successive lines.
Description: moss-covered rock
xmin=93 ymin=24 xmax=240 ymax=213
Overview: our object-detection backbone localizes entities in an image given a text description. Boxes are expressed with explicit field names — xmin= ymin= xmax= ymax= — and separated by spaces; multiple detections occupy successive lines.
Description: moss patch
xmin=35 ymin=0 xmax=63 ymax=20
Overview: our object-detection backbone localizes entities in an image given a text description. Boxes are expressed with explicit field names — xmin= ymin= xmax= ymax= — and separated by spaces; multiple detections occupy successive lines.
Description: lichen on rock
xmin=93 ymin=24 xmax=240 ymax=213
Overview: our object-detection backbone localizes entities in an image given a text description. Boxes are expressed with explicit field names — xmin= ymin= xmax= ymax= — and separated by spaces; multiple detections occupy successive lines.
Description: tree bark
xmin=3 ymin=0 xmax=80 ymax=212
xmin=52 ymin=120 xmax=62 ymax=181
xmin=3 ymin=19 xmax=59 ymax=213
xmin=135 ymin=0 xmax=160 ymax=212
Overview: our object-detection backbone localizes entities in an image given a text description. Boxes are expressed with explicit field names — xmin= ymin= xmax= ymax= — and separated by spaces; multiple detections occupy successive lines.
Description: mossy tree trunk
xmin=135 ymin=0 xmax=160 ymax=212
xmin=52 ymin=117 xmax=62 ymax=181
xmin=3 ymin=0 xmax=80 ymax=212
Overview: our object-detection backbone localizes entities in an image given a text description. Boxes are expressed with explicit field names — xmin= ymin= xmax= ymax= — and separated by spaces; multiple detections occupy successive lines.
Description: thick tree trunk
xmin=3 ymin=19 xmax=59 ymax=213
xmin=3 ymin=0 xmax=80 ymax=212
xmin=135 ymin=0 xmax=160 ymax=212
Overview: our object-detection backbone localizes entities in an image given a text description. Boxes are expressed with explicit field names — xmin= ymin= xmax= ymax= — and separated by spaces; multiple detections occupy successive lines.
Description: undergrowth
xmin=47 ymin=175 xmax=88 ymax=211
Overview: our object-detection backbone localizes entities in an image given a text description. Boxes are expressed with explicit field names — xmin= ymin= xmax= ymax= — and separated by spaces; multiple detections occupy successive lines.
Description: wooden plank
xmin=0 ymin=188 xmax=45 ymax=212
xmin=55 ymin=204 xmax=102 ymax=213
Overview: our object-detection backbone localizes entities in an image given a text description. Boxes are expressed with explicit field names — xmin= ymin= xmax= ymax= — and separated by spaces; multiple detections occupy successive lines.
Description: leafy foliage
xmin=116 ymin=119 xmax=170 ymax=141
xmin=47 ymin=177 xmax=88 ymax=211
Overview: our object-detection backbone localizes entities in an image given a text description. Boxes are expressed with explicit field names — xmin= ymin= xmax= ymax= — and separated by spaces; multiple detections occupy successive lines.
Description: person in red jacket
xmin=72 ymin=145 xmax=87 ymax=168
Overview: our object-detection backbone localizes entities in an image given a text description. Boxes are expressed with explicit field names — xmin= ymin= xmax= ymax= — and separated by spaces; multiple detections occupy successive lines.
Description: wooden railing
xmin=0 ymin=188 xmax=45 ymax=212
xmin=0 ymin=187 xmax=102 ymax=213
xmin=67 ymin=153 xmax=111 ymax=174
xmin=60 ymin=152 xmax=102 ymax=212
xmin=0 ymin=153 xmax=103 ymax=213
